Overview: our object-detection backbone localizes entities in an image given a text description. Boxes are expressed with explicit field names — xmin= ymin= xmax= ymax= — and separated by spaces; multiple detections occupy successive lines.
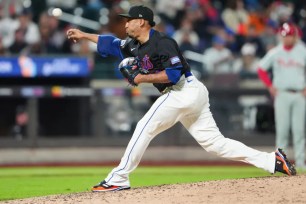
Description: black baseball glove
xmin=118 ymin=57 xmax=148 ymax=86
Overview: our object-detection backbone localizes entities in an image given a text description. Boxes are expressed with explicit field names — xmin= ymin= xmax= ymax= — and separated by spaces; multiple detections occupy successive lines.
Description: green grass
xmin=0 ymin=166 xmax=281 ymax=201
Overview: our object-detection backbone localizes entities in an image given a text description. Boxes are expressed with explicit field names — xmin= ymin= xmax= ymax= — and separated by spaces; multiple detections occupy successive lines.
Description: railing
xmin=0 ymin=82 xmax=276 ymax=148
xmin=0 ymin=55 xmax=275 ymax=148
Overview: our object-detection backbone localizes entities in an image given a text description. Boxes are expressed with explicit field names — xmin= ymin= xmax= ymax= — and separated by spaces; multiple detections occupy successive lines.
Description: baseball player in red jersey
xmin=258 ymin=23 xmax=306 ymax=170
xmin=67 ymin=6 xmax=296 ymax=192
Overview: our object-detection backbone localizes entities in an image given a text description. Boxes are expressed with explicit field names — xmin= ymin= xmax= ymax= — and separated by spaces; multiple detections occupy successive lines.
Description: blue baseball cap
xmin=212 ymin=36 xmax=226 ymax=45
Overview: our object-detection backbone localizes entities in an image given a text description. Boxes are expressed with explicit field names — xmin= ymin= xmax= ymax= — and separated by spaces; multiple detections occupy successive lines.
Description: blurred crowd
xmin=1 ymin=0 xmax=306 ymax=80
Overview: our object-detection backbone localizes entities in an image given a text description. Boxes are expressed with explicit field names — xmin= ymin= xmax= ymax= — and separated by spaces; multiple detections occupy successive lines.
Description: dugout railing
xmin=0 ymin=79 xmax=276 ymax=148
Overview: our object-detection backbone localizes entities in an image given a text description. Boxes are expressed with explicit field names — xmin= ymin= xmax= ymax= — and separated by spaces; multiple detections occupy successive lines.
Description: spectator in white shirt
xmin=172 ymin=18 xmax=199 ymax=49
xmin=232 ymin=43 xmax=260 ymax=79
xmin=13 ymin=9 xmax=40 ymax=46
xmin=203 ymin=36 xmax=233 ymax=74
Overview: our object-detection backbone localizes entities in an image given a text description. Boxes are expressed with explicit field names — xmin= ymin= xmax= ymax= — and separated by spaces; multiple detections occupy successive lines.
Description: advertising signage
xmin=0 ymin=56 xmax=89 ymax=77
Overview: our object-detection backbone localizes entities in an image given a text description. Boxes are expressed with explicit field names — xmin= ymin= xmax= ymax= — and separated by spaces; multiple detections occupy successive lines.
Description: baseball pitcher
xmin=67 ymin=5 xmax=296 ymax=192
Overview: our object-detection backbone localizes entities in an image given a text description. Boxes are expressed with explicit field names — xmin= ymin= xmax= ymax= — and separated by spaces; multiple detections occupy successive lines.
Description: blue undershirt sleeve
xmin=165 ymin=65 xmax=183 ymax=84
xmin=97 ymin=35 xmax=123 ymax=59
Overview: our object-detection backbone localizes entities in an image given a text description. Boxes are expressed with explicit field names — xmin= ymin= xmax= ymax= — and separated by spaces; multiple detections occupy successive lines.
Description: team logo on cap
xmin=280 ymin=23 xmax=296 ymax=37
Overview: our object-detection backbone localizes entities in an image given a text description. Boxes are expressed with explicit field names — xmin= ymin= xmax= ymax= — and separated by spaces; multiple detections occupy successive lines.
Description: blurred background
xmin=0 ymin=0 xmax=305 ymax=164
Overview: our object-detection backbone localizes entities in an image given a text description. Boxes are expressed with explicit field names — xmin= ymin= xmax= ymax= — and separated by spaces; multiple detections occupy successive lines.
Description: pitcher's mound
xmin=5 ymin=175 xmax=306 ymax=204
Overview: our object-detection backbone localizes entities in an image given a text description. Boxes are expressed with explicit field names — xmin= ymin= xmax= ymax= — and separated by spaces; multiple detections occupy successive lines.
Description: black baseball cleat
xmin=91 ymin=180 xmax=131 ymax=192
xmin=275 ymin=148 xmax=297 ymax=176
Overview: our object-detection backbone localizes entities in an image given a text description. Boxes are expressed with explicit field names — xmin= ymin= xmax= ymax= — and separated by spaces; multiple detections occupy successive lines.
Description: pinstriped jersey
xmin=258 ymin=42 xmax=306 ymax=90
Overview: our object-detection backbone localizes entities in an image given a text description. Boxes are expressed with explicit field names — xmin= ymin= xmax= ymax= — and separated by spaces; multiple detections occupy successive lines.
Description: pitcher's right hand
xmin=67 ymin=29 xmax=85 ymax=43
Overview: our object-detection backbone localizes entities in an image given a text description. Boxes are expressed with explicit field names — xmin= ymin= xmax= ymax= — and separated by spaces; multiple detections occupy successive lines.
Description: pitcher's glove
xmin=118 ymin=57 xmax=149 ymax=86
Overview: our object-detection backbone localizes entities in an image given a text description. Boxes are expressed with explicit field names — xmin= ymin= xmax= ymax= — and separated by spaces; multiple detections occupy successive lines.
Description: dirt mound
xmin=3 ymin=175 xmax=306 ymax=204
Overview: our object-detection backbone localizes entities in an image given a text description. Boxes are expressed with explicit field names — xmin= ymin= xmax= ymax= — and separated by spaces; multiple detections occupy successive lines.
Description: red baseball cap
xmin=279 ymin=23 xmax=297 ymax=37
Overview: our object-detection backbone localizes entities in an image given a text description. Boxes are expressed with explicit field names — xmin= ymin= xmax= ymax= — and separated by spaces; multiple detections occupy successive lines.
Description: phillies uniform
xmin=95 ymin=28 xmax=277 ymax=188
xmin=258 ymin=39 xmax=306 ymax=168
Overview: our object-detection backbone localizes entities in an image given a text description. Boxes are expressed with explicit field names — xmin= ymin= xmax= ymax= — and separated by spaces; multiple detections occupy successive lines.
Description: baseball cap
xmin=241 ymin=43 xmax=256 ymax=56
xmin=279 ymin=23 xmax=297 ymax=37
xmin=212 ymin=36 xmax=226 ymax=45
xmin=119 ymin=5 xmax=156 ymax=27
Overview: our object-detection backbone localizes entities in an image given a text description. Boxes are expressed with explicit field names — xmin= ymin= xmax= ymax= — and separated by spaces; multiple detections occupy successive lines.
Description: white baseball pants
xmin=275 ymin=91 xmax=306 ymax=167
xmin=105 ymin=75 xmax=276 ymax=186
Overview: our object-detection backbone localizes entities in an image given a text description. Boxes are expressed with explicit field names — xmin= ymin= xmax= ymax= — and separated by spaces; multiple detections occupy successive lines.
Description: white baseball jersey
xmin=258 ymin=42 xmax=306 ymax=90
xmin=203 ymin=47 xmax=233 ymax=74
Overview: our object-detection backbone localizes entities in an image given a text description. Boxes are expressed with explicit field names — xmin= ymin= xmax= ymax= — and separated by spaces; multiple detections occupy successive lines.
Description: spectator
xmin=202 ymin=35 xmax=233 ymax=74
xmin=0 ymin=4 xmax=18 ymax=49
xmin=244 ymin=25 xmax=265 ymax=57
xmin=247 ymin=8 xmax=265 ymax=36
xmin=8 ymin=28 xmax=28 ymax=54
xmin=217 ymin=27 xmax=240 ymax=54
xmin=172 ymin=18 xmax=200 ymax=50
xmin=244 ymin=0 xmax=261 ymax=10
xmin=260 ymin=20 xmax=278 ymax=52
xmin=268 ymin=1 xmax=294 ymax=26
xmin=232 ymin=43 xmax=259 ymax=79
xmin=46 ymin=0 xmax=77 ymax=10
xmin=221 ymin=0 xmax=249 ymax=35
xmin=172 ymin=17 xmax=204 ymax=80
xmin=155 ymin=0 xmax=185 ymax=28
xmin=193 ymin=1 xmax=224 ymax=51
xmin=30 ymin=12 xmax=68 ymax=54
xmin=200 ymin=0 xmax=224 ymax=31
xmin=14 ymin=8 xmax=40 ymax=46
xmin=48 ymin=15 xmax=67 ymax=52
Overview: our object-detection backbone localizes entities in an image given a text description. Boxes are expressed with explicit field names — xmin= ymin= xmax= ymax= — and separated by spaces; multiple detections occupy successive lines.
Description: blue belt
xmin=184 ymin=71 xmax=192 ymax=77
xmin=161 ymin=72 xmax=192 ymax=94
xmin=184 ymin=72 xmax=192 ymax=78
